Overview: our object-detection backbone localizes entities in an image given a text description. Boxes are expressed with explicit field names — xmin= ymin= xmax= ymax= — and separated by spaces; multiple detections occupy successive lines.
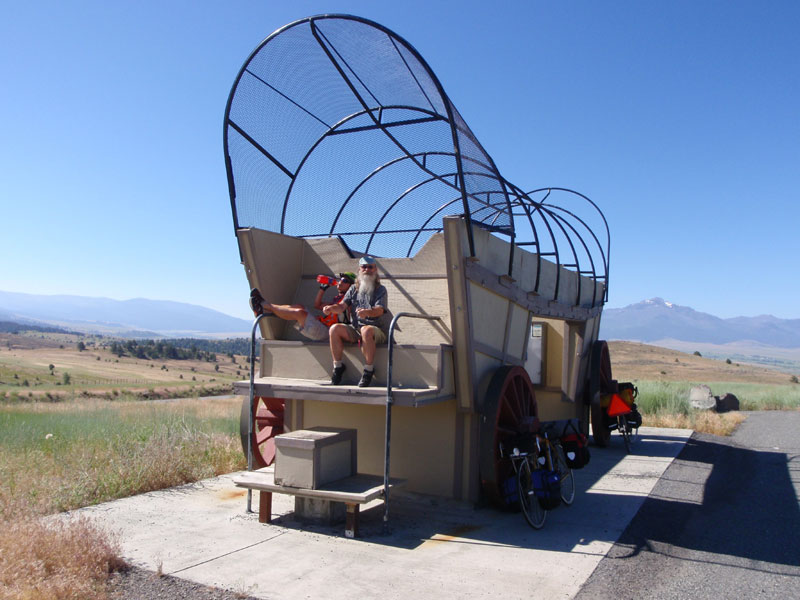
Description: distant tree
xmin=791 ymin=375 xmax=798 ymax=384
xmin=214 ymin=364 xmax=220 ymax=372
xmin=48 ymin=364 xmax=55 ymax=373
xmin=77 ymin=341 xmax=86 ymax=352
xmin=62 ymin=372 xmax=71 ymax=385
xmin=725 ymin=358 xmax=732 ymax=365
xmin=693 ymin=351 xmax=702 ymax=357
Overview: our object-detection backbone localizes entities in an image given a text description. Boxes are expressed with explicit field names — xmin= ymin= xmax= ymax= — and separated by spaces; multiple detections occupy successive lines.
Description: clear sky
xmin=2 ymin=1 xmax=798 ymax=321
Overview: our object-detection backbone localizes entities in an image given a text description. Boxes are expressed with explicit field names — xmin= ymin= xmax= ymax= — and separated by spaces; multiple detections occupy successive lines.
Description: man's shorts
xmin=340 ymin=324 xmax=387 ymax=345
xmin=295 ymin=314 xmax=329 ymax=341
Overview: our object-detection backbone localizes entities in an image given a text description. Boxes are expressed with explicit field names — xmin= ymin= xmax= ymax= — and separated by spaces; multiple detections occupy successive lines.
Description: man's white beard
xmin=358 ymin=272 xmax=376 ymax=303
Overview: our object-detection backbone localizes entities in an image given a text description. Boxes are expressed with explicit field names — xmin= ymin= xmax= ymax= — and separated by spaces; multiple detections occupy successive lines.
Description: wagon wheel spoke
xmin=589 ymin=341 xmax=613 ymax=447
xmin=240 ymin=396 xmax=285 ymax=469
xmin=479 ymin=366 xmax=539 ymax=507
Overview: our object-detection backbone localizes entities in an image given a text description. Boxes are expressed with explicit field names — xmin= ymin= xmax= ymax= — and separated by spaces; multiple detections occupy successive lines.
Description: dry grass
xmin=0 ymin=332 xmax=247 ymax=400
xmin=0 ymin=514 xmax=126 ymax=600
xmin=0 ymin=396 xmax=245 ymax=599
xmin=643 ymin=410 xmax=747 ymax=436
xmin=609 ymin=340 xmax=798 ymax=385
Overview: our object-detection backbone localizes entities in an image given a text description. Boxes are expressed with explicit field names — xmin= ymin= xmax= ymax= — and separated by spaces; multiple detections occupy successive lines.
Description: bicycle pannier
xmin=532 ymin=469 xmax=561 ymax=509
xmin=561 ymin=423 xmax=591 ymax=469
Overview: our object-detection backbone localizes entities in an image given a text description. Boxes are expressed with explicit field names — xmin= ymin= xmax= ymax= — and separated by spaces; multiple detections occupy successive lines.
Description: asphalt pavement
xmin=575 ymin=411 xmax=800 ymax=600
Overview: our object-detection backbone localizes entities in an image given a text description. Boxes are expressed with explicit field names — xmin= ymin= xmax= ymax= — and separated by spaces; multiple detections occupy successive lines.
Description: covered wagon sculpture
xmin=224 ymin=15 xmax=617 ymax=533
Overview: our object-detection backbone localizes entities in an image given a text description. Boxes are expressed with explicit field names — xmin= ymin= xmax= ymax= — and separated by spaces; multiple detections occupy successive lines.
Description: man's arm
xmin=313 ymin=287 xmax=327 ymax=311
xmin=323 ymin=301 xmax=347 ymax=315
xmin=356 ymin=286 xmax=387 ymax=319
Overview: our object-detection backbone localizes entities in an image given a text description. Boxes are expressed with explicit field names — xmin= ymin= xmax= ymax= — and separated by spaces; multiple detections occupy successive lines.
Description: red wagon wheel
xmin=479 ymin=366 xmax=539 ymax=507
xmin=588 ymin=340 xmax=614 ymax=447
xmin=239 ymin=396 xmax=285 ymax=469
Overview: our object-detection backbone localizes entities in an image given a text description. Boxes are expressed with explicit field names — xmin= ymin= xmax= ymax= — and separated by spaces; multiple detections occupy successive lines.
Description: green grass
xmin=0 ymin=397 xmax=245 ymax=517
xmin=633 ymin=380 xmax=800 ymax=415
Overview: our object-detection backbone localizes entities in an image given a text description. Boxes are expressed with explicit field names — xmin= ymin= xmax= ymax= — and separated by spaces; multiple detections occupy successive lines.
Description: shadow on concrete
xmin=262 ymin=430 xmax=685 ymax=552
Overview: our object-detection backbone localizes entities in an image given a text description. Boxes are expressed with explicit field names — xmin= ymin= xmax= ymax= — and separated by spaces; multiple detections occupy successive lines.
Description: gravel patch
xmin=110 ymin=566 xmax=260 ymax=600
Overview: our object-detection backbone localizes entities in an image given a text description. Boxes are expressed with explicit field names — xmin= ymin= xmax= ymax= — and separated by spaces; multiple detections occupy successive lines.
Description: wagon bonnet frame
xmin=223 ymin=14 xmax=610 ymax=308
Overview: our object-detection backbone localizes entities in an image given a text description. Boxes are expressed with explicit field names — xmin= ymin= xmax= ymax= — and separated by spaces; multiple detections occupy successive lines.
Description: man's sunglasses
xmin=360 ymin=264 xmax=376 ymax=270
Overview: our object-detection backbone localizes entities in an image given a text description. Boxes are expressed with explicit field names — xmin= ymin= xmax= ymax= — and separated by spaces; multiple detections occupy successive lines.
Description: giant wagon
xmin=223 ymin=15 xmax=615 ymax=522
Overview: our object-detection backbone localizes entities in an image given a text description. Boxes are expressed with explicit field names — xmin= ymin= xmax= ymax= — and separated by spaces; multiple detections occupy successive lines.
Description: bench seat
xmin=233 ymin=467 xmax=406 ymax=537
xmin=233 ymin=376 xmax=453 ymax=407
xmin=234 ymin=341 xmax=455 ymax=407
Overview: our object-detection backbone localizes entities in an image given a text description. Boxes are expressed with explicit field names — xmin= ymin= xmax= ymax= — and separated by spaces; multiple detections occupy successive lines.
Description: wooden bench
xmin=233 ymin=468 xmax=406 ymax=538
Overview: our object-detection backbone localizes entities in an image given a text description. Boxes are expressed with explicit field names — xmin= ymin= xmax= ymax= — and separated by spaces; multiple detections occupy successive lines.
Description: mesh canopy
xmin=224 ymin=15 xmax=609 ymax=305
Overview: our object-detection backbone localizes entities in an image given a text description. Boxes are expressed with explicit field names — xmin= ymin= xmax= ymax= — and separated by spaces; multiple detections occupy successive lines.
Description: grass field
xmin=0 ymin=331 xmax=248 ymax=402
xmin=0 ymin=396 xmax=245 ymax=599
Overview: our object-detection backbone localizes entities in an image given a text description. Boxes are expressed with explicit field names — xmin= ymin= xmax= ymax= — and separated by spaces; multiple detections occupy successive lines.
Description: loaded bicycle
xmin=500 ymin=427 xmax=576 ymax=529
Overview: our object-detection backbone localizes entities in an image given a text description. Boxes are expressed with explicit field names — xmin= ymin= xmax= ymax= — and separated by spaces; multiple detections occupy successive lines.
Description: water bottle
xmin=316 ymin=274 xmax=338 ymax=287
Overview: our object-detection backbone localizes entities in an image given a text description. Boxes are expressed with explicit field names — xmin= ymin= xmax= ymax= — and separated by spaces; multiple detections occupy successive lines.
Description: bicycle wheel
xmin=517 ymin=459 xmax=546 ymax=529
xmin=554 ymin=443 xmax=575 ymax=506
xmin=618 ymin=415 xmax=631 ymax=453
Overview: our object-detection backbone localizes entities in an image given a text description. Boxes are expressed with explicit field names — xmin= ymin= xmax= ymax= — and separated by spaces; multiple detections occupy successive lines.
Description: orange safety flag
xmin=607 ymin=393 xmax=633 ymax=417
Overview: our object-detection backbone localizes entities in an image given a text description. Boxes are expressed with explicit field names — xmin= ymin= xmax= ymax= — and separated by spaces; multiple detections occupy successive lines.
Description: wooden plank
xmin=233 ymin=470 xmax=407 ymax=505
xmin=233 ymin=378 xmax=453 ymax=408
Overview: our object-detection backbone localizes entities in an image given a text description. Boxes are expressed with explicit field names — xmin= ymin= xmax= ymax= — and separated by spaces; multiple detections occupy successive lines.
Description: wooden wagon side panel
xmin=296 ymin=399 xmax=459 ymax=498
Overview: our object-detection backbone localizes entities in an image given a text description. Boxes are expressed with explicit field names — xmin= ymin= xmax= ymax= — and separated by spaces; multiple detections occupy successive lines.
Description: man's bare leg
xmin=328 ymin=323 xmax=349 ymax=362
xmin=262 ymin=303 xmax=308 ymax=326
xmin=360 ymin=325 xmax=376 ymax=367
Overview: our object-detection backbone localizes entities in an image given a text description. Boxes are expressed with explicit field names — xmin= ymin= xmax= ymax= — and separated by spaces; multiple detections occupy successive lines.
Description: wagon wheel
xmin=239 ymin=396 xmax=285 ymax=469
xmin=588 ymin=340 xmax=614 ymax=447
xmin=479 ymin=366 xmax=539 ymax=507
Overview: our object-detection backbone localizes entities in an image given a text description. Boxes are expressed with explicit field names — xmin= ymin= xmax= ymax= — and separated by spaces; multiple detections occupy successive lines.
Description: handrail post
xmin=382 ymin=312 xmax=442 ymax=534
xmin=246 ymin=313 xmax=268 ymax=514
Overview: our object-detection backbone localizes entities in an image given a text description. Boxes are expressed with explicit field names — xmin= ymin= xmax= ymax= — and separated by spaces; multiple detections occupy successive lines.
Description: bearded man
xmin=323 ymin=256 xmax=390 ymax=387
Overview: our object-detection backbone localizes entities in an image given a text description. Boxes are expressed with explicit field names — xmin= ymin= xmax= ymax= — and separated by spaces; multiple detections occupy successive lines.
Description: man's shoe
xmin=358 ymin=369 xmax=374 ymax=388
xmin=331 ymin=364 xmax=346 ymax=385
xmin=249 ymin=288 xmax=265 ymax=316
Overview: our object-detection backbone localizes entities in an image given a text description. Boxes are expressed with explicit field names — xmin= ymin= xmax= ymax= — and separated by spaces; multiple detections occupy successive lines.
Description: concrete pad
xmin=66 ymin=427 xmax=692 ymax=599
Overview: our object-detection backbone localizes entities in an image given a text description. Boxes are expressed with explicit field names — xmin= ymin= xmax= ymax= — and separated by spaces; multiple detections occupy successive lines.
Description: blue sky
xmin=2 ymin=1 xmax=798 ymax=321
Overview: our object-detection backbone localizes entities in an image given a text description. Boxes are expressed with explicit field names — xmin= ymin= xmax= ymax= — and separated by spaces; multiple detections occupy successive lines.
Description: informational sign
xmin=524 ymin=321 xmax=543 ymax=384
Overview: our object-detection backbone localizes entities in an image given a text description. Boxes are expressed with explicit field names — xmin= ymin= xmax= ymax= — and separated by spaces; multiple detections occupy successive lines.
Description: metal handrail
xmin=246 ymin=313 xmax=269 ymax=513
xmin=382 ymin=312 xmax=443 ymax=533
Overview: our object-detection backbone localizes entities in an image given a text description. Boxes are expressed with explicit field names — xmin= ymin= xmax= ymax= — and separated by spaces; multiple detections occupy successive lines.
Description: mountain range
xmin=600 ymin=298 xmax=800 ymax=372
xmin=2 ymin=290 xmax=799 ymax=359
xmin=600 ymin=298 xmax=800 ymax=348
xmin=0 ymin=290 xmax=251 ymax=338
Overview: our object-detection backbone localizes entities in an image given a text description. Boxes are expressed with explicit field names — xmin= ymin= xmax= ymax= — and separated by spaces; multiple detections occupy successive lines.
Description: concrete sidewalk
xmin=71 ymin=427 xmax=692 ymax=599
